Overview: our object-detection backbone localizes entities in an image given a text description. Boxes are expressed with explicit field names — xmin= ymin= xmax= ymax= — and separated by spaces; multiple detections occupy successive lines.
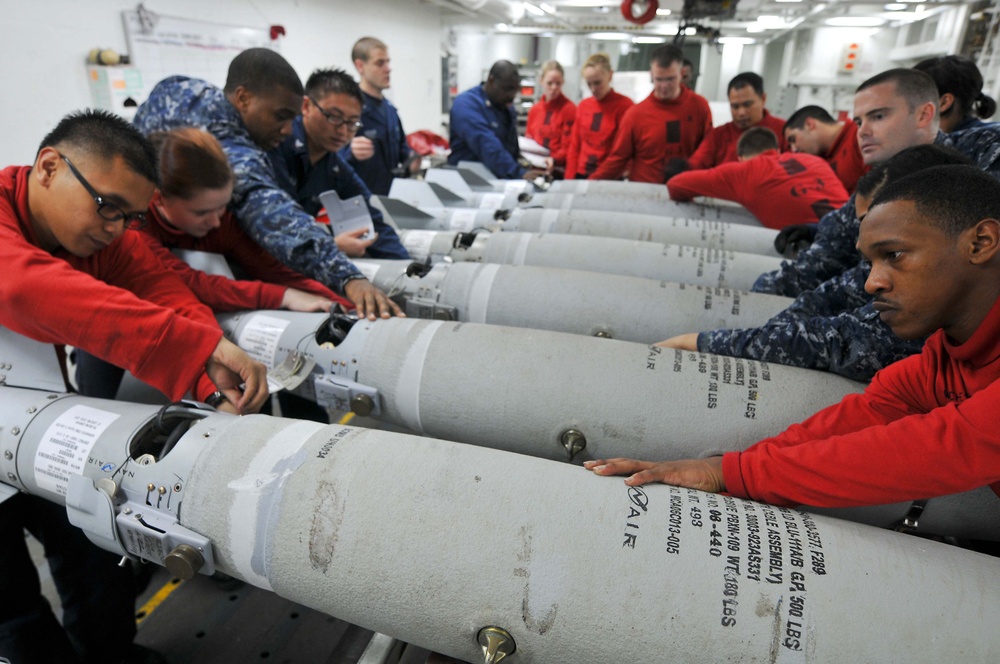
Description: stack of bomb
xmin=426 ymin=164 xmax=761 ymax=224
xmin=391 ymin=176 xmax=758 ymax=227
xmin=394 ymin=228 xmax=781 ymax=290
xmin=352 ymin=259 xmax=792 ymax=343
xmin=218 ymin=311 xmax=864 ymax=465
xmin=374 ymin=194 xmax=781 ymax=257
xmin=3 ymin=386 xmax=1000 ymax=664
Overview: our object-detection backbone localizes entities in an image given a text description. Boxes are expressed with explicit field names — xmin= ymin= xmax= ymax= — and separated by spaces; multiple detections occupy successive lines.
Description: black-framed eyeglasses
xmin=59 ymin=153 xmax=147 ymax=230
xmin=308 ymin=96 xmax=363 ymax=133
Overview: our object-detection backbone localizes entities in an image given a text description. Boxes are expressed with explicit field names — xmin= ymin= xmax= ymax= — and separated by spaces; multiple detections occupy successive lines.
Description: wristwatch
xmin=205 ymin=391 xmax=226 ymax=408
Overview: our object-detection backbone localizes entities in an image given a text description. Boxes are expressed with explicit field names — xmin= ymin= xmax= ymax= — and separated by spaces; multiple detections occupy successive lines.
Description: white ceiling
xmin=429 ymin=0 xmax=981 ymax=42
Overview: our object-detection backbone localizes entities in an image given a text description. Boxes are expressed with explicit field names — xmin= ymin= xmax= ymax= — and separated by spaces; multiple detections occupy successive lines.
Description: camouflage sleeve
xmin=697 ymin=303 xmax=924 ymax=382
xmin=950 ymin=125 xmax=1000 ymax=180
xmin=751 ymin=196 xmax=860 ymax=297
xmin=783 ymin=265 xmax=872 ymax=317
xmin=225 ymin=140 xmax=362 ymax=295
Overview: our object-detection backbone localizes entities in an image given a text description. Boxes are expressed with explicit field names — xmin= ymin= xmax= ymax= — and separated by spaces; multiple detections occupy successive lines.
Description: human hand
xmin=654 ymin=333 xmax=699 ymax=351
xmin=334 ymin=227 xmax=378 ymax=257
xmin=774 ymin=223 xmax=818 ymax=255
xmin=205 ymin=338 xmax=269 ymax=414
xmin=343 ymin=278 xmax=405 ymax=320
xmin=584 ymin=456 xmax=725 ymax=492
xmin=281 ymin=288 xmax=333 ymax=313
xmin=350 ymin=137 xmax=375 ymax=161
xmin=524 ymin=167 xmax=548 ymax=181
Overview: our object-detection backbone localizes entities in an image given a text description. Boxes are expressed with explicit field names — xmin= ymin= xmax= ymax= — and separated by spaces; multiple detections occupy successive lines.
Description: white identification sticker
xmin=478 ymin=192 xmax=505 ymax=209
xmin=503 ymin=180 xmax=528 ymax=195
xmin=34 ymin=405 xmax=121 ymax=497
xmin=402 ymin=230 xmax=436 ymax=261
xmin=237 ymin=314 xmax=291 ymax=368
xmin=449 ymin=209 xmax=478 ymax=232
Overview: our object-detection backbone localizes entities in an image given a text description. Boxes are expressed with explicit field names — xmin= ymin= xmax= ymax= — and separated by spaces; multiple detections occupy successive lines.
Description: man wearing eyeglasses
xmin=269 ymin=68 xmax=409 ymax=260
xmin=0 ymin=109 xmax=268 ymax=664
xmin=135 ymin=48 xmax=403 ymax=320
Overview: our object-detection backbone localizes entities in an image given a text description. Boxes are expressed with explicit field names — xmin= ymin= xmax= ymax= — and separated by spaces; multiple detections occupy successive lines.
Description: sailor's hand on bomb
xmin=344 ymin=278 xmax=405 ymax=320
xmin=334 ymin=227 xmax=378 ymax=257
xmin=584 ymin=456 xmax=725 ymax=492
xmin=655 ymin=333 xmax=699 ymax=351
xmin=281 ymin=288 xmax=333 ymax=313
xmin=206 ymin=338 xmax=269 ymax=414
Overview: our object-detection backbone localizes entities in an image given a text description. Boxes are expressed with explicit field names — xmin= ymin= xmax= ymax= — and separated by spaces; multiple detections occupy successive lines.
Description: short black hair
xmin=856 ymin=144 xmax=972 ymax=201
xmin=728 ymin=72 xmax=764 ymax=97
xmin=38 ymin=109 xmax=158 ymax=185
xmin=223 ymin=47 xmax=303 ymax=96
xmin=488 ymin=60 xmax=519 ymax=84
xmin=650 ymin=45 xmax=685 ymax=69
xmin=869 ymin=164 xmax=1000 ymax=237
xmin=913 ymin=55 xmax=997 ymax=122
xmin=784 ymin=105 xmax=837 ymax=131
xmin=856 ymin=69 xmax=938 ymax=113
xmin=305 ymin=68 xmax=363 ymax=105
xmin=736 ymin=126 xmax=779 ymax=157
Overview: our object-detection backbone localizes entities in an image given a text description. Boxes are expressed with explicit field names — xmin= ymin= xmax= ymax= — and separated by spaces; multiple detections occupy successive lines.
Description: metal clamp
xmin=560 ymin=429 xmax=587 ymax=462
xmin=893 ymin=499 xmax=929 ymax=533
xmin=313 ymin=375 xmax=382 ymax=417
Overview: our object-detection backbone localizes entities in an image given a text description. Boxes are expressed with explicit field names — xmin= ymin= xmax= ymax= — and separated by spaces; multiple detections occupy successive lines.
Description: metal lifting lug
xmin=477 ymin=626 xmax=516 ymax=664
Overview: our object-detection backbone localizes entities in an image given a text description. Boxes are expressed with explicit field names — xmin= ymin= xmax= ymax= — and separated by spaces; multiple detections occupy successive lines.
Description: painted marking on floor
xmin=135 ymin=577 xmax=184 ymax=625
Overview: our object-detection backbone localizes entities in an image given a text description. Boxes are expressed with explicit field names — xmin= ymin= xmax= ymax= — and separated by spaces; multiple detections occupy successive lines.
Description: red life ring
xmin=621 ymin=0 xmax=659 ymax=24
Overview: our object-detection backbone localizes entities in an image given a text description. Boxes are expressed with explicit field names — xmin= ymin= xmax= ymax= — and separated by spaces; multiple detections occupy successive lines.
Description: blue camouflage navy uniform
xmin=133 ymin=76 xmax=364 ymax=294
xmin=698 ymin=126 xmax=1000 ymax=381
xmin=270 ymin=116 xmax=409 ymax=259
xmin=448 ymin=84 xmax=525 ymax=179
xmin=339 ymin=90 xmax=412 ymax=196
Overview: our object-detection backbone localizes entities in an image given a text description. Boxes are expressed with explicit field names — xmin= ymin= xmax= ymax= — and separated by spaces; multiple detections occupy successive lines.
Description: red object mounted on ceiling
xmin=270 ymin=25 xmax=286 ymax=40
xmin=621 ymin=0 xmax=659 ymax=24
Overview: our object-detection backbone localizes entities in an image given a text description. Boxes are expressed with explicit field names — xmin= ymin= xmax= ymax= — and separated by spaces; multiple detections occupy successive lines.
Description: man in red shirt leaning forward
xmin=587 ymin=164 xmax=1000 ymax=510
xmin=783 ymin=104 xmax=868 ymax=194
xmin=684 ymin=71 xmax=787 ymax=172
xmin=587 ymin=44 xmax=712 ymax=184
xmin=668 ymin=126 xmax=848 ymax=231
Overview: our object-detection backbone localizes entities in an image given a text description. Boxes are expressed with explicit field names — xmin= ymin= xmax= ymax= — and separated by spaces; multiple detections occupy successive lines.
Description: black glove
xmin=774 ymin=223 xmax=818 ymax=255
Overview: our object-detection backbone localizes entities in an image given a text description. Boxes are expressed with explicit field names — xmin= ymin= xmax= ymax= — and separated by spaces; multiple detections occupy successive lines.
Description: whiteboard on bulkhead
xmin=121 ymin=8 xmax=274 ymax=105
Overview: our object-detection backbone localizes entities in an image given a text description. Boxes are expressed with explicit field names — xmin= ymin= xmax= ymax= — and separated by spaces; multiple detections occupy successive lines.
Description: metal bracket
xmin=893 ymin=499 xmax=929 ymax=533
xmin=313 ymin=375 xmax=382 ymax=417
xmin=65 ymin=474 xmax=216 ymax=579
xmin=404 ymin=297 xmax=457 ymax=321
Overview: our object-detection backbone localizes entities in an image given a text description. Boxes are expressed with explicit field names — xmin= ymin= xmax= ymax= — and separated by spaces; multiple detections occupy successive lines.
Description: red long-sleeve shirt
xmin=525 ymin=93 xmax=576 ymax=169
xmin=723 ymin=293 xmax=1000 ymax=508
xmin=687 ymin=110 xmax=788 ymax=170
xmin=667 ymin=150 xmax=849 ymax=230
xmin=564 ymin=90 xmax=634 ymax=180
xmin=588 ymin=87 xmax=712 ymax=184
xmin=824 ymin=121 xmax=868 ymax=194
xmin=138 ymin=206 xmax=348 ymax=312
xmin=0 ymin=165 xmax=221 ymax=401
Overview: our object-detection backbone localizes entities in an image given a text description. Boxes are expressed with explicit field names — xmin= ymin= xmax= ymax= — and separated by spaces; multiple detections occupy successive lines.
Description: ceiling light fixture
xmin=523 ymin=2 xmax=545 ymax=16
xmin=825 ymin=16 xmax=886 ymax=26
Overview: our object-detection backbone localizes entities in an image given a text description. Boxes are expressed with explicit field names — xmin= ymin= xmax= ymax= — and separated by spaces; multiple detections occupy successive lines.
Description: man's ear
xmin=760 ymin=92 xmax=767 ymax=106
xmin=939 ymin=93 xmax=956 ymax=116
xmin=229 ymin=86 xmax=253 ymax=113
xmin=804 ymin=117 xmax=816 ymax=131
xmin=353 ymin=58 xmax=365 ymax=76
xmin=915 ymin=100 xmax=937 ymax=128
xmin=968 ymin=218 xmax=1000 ymax=265
xmin=34 ymin=147 xmax=61 ymax=188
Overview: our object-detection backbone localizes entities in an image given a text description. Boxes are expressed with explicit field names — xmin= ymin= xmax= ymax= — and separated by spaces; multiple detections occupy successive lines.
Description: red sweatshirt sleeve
xmin=136 ymin=231 xmax=285 ymax=311
xmin=550 ymin=101 xmax=577 ymax=167
xmin=565 ymin=116 xmax=582 ymax=180
xmin=687 ymin=127 xmax=721 ymax=171
xmin=668 ymin=160 xmax=750 ymax=203
xmin=719 ymin=349 xmax=1000 ymax=508
xmin=214 ymin=214 xmax=345 ymax=306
